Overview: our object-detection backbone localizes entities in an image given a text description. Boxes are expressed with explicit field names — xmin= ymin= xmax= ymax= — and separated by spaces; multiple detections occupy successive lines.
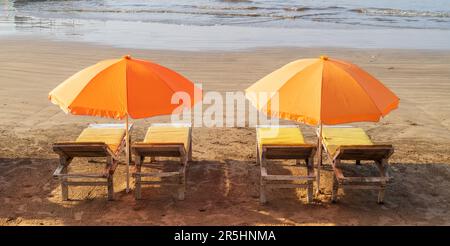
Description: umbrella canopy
xmin=49 ymin=55 xmax=202 ymax=191
xmin=245 ymin=55 xmax=399 ymax=194
xmin=49 ymin=55 xmax=202 ymax=119
xmin=245 ymin=56 xmax=399 ymax=126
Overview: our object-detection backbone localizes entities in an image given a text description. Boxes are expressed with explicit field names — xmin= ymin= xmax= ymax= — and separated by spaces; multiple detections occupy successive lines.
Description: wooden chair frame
xmin=131 ymin=123 xmax=192 ymax=200
xmin=52 ymin=123 xmax=132 ymax=201
xmin=256 ymin=125 xmax=317 ymax=204
xmin=319 ymin=127 xmax=394 ymax=204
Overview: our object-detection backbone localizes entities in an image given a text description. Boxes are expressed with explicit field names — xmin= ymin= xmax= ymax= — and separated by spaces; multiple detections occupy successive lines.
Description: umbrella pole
xmin=125 ymin=115 xmax=130 ymax=193
xmin=316 ymin=122 xmax=323 ymax=196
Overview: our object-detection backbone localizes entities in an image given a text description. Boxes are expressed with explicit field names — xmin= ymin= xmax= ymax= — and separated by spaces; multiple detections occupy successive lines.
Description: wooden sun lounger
xmin=52 ymin=123 xmax=132 ymax=201
xmin=131 ymin=123 xmax=192 ymax=200
xmin=319 ymin=127 xmax=394 ymax=204
xmin=256 ymin=125 xmax=317 ymax=204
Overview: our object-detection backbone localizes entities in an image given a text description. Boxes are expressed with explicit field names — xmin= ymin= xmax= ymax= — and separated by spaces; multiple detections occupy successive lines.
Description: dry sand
xmin=0 ymin=37 xmax=450 ymax=225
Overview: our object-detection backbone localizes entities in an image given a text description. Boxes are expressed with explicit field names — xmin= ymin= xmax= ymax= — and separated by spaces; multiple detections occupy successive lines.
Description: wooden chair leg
xmin=106 ymin=156 xmax=114 ymax=201
xmin=61 ymin=178 xmax=69 ymax=201
xmin=107 ymin=175 xmax=114 ymax=201
xmin=178 ymin=175 xmax=186 ymax=200
xmin=177 ymin=156 xmax=187 ymax=201
xmin=315 ymin=164 xmax=321 ymax=196
xmin=331 ymin=159 xmax=341 ymax=203
xmin=306 ymin=157 xmax=314 ymax=203
xmin=331 ymin=175 xmax=339 ymax=203
xmin=307 ymin=181 xmax=313 ymax=203
xmin=135 ymin=175 xmax=142 ymax=200
xmin=376 ymin=159 xmax=388 ymax=204
xmin=59 ymin=156 xmax=69 ymax=201
xmin=260 ymin=178 xmax=267 ymax=204
xmin=134 ymin=155 xmax=142 ymax=200
xmin=259 ymin=156 xmax=267 ymax=204
xmin=378 ymin=186 xmax=385 ymax=204
xmin=178 ymin=183 xmax=186 ymax=200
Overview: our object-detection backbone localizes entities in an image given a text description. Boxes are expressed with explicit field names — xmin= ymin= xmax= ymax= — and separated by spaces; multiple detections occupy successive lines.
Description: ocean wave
xmin=196 ymin=5 xmax=260 ymax=11
xmin=283 ymin=7 xmax=312 ymax=12
xmin=43 ymin=8 xmax=337 ymax=20
xmin=351 ymin=8 xmax=450 ymax=18
xmin=10 ymin=1 xmax=450 ymax=30
xmin=284 ymin=6 xmax=344 ymax=12
xmin=219 ymin=0 xmax=252 ymax=2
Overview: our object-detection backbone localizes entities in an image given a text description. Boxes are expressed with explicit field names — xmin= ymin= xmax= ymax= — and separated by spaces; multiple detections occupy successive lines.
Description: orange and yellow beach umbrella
xmin=246 ymin=56 xmax=399 ymax=125
xmin=49 ymin=55 xmax=202 ymax=191
xmin=245 ymin=56 xmax=399 ymax=192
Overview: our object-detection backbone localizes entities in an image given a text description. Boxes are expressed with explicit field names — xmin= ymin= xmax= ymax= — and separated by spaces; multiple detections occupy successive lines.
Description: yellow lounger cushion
xmin=322 ymin=127 xmax=373 ymax=157
xmin=144 ymin=126 xmax=190 ymax=151
xmin=76 ymin=127 xmax=126 ymax=153
xmin=257 ymin=127 xmax=305 ymax=151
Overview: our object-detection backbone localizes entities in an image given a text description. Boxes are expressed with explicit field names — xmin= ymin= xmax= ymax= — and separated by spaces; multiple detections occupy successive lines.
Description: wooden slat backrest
xmin=132 ymin=143 xmax=186 ymax=157
xmin=262 ymin=144 xmax=316 ymax=159
xmin=334 ymin=145 xmax=394 ymax=161
xmin=53 ymin=142 xmax=112 ymax=158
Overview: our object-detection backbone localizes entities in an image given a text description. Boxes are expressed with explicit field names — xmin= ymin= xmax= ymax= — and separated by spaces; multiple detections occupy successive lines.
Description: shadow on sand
xmin=0 ymin=157 xmax=449 ymax=225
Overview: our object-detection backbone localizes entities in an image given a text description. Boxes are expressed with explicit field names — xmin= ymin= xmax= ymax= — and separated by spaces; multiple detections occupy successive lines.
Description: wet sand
xmin=0 ymin=37 xmax=450 ymax=225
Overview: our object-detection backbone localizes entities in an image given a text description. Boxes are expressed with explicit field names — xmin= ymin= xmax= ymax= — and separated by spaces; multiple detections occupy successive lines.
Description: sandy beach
xmin=0 ymin=36 xmax=449 ymax=225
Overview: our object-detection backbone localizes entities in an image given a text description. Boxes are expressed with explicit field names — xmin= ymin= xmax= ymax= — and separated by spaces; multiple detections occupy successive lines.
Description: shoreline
xmin=2 ymin=17 xmax=450 ymax=51
xmin=3 ymin=34 xmax=450 ymax=54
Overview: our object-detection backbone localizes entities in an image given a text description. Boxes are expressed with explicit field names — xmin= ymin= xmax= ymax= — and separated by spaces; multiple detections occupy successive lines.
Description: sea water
xmin=1 ymin=0 xmax=450 ymax=50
